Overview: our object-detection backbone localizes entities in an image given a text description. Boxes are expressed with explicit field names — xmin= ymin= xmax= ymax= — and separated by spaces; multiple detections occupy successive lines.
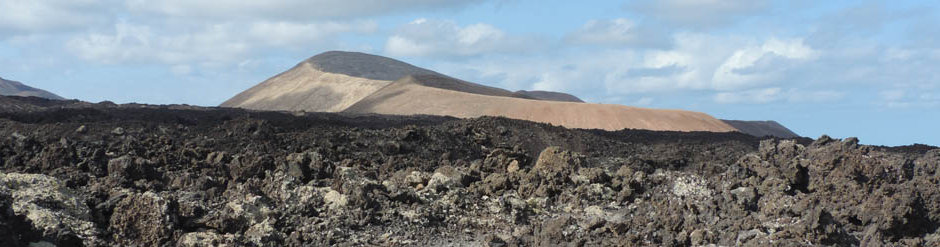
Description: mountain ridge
xmin=223 ymin=50 xmax=749 ymax=133
xmin=220 ymin=51 xmax=583 ymax=112
xmin=0 ymin=77 xmax=65 ymax=100
xmin=721 ymin=119 xmax=800 ymax=138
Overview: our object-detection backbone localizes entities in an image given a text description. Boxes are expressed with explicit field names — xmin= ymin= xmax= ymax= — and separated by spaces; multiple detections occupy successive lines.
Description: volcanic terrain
xmin=0 ymin=95 xmax=938 ymax=246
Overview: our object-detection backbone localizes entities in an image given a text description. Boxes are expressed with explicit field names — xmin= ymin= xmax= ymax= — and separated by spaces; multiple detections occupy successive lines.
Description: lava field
xmin=0 ymin=96 xmax=938 ymax=246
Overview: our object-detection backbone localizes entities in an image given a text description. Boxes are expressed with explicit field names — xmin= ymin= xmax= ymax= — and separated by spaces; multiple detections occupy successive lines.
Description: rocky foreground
xmin=0 ymin=96 xmax=938 ymax=246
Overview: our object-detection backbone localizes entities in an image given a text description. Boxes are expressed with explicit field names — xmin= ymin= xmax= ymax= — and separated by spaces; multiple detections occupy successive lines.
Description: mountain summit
xmin=0 ymin=77 xmax=64 ymax=100
xmin=220 ymin=51 xmax=577 ymax=112
xmin=220 ymin=51 xmax=433 ymax=112
xmin=221 ymin=51 xmax=738 ymax=132
xmin=303 ymin=51 xmax=439 ymax=81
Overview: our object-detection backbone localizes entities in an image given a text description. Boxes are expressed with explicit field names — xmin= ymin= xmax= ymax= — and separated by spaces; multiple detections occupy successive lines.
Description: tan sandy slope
xmin=345 ymin=76 xmax=737 ymax=132
xmin=220 ymin=62 xmax=392 ymax=112
xmin=221 ymin=51 xmax=441 ymax=112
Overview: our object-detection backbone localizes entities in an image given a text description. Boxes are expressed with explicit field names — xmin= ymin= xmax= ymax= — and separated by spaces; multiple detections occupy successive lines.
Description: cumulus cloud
xmin=879 ymin=89 xmax=940 ymax=108
xmin=714 ymin=88 xmax=846 ymax=104
xmin=565 ymin=18 xmax=671 ymax=49
xmin=714 ymin=87 xmax=782 ymax=104
xmin=126 ymin=0 xmax=484 ymax=21
xmin=712 ymin=38 xmax=817 ymax=90
xmin=786 ymin=90 xmax=845 ymax=103
xmin=430 ymin=33 xmax=834 ymax=106
xmin=626 ymin=0 xmax=771 ymax=29
xmin=604 ymin=33 xmax=743 ymax=94
xmin=0 ymin=0 xmax=108 ymax=33
xmin=247 ymin=21 xmax=377 ymax=47
xmin=384 ymin=19 xmax=541 ymax=57
xmin=66 ymin=22 xmax=250 ymax=65
xmin=67 ymin=21 xmax=376 ymax=65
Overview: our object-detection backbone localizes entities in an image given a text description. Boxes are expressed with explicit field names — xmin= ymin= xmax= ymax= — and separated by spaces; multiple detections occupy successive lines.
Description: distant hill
xmin=0 ymin=77 xmax=64 ymax=100
xmin=721 ymin=120 xmax=800 ymax=138
xmin=514 ymin=90 xmax=584 ymax=103
xmin=221 ymin=51 xmax=738 ymax=133
xmin=343 ymin=74 xmax=736 ymax=132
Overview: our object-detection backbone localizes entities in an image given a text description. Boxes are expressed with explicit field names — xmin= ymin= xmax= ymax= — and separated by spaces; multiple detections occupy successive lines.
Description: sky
xmin=1 ymin=0 xmax=938 ymax=146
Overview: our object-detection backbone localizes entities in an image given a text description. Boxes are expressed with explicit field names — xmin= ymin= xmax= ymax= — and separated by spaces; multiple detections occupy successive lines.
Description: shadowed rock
xmin=722 ymin=119 xmax=800 ymax=138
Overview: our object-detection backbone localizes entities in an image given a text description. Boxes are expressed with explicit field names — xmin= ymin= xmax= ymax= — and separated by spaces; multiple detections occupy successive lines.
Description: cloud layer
xmin=67 ymin=21 xmax=377 ymax=65
xmin=125 ymin=0 xmax=484 ymax=20
xmin=565 ymin=18 xmax=671 ymax=49
xmin=0 ymin=0 xmax=108 ymax=33
xmin=385 ymin=18 xmax=541 ymax=57
xmin=625 ymin=0 xmax=772 ymax=29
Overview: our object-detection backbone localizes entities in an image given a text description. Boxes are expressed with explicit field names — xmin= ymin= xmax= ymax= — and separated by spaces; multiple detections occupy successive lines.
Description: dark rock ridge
xmin=514 ymin=90 xmax=584 ymax=103
xmin=722 ymin=119 xmax=800 ymax=138
xmin=387 ymin=74 xmax=520 ymax=98
xmin=1 ymin=95 xmax=937 ymax=246
xmin=304 ymin=51 xmax=441 ymax=81
xmin=0 ymin=77 xmax=64 ymax=100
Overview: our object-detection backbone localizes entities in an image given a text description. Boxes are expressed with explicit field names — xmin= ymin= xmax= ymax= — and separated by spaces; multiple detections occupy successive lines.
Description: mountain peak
xmin=303 ymin=51 xmax=438 ymax=81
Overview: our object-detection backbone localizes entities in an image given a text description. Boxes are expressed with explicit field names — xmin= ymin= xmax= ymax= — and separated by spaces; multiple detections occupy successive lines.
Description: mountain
xmin=344 ymin=75 xmax=736 ymax=132
xmin=0 ymin=77 xmax=64 ymax=100
xmin=222 ymin=51 xmax=738 ymax=132
xmin=721 ymin=120 xmax=800 ymax=138
xmin=220 ymin=51 xmax=591 ymax=112
xmin=221 ymin=51 xmax=532 ymax=112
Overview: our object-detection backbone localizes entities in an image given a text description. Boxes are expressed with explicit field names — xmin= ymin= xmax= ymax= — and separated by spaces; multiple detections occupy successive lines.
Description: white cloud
xmin=565 ymin=18 xmax=671 ymax=48
xmin=429 ymin=33 xmax=836 ymax=107
xmin=67 ymin=22 xmax=250 ymax=65
xmin=878 ymin=90 xmax=940 ymax=108
xmin=247 ymin=21 xmax=377 ymax=47
xmin=67 ymin=21 xmax=376 ymax=65
xmin=715 ymin=88 xmax=846 ymax=104
xmin=714 ymin=88 xmax=782 ymax=104
xmin=626 ymin=0 xmax=771 ymax=29
xmin=384 ymin=19 xmax=540 ymax=57
xmin=0 ymin=0 xmax=107 ymax=33
xmin=126 ymin=0 xmax=484 ymax=20
xmin=713 ymin=38 xmax=817 ymax=90
xmin=786 ymin=90 xmax=845 ymax=103
xmin=604 ymin=32 xmax=746 ymax=94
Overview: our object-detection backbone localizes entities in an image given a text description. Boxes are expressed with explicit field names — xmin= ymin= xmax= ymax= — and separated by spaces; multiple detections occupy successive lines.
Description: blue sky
xmin=1 ymin=0 xmax=938 ymax=146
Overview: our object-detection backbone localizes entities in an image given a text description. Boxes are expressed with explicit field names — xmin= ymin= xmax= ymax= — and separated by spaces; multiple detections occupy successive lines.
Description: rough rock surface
xmin=0 ymin=172 xmax=99 ymax=246
xmin=0 ymin=95 xmax=938 ymax=246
